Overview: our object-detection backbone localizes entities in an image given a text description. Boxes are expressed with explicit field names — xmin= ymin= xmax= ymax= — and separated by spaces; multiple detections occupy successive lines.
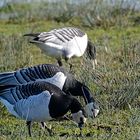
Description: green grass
xmin=0 ymin=1 xmax=140 ymax=139
xmin=1 ymin=107 xmax=140 ymax=140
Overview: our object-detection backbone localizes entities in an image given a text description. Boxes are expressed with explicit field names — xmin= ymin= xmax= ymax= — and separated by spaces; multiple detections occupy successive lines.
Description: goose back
xmin=0 ymin=64 xmax=66 ymax=85
xmin=0 ymin=81 xmax=65 ymax=104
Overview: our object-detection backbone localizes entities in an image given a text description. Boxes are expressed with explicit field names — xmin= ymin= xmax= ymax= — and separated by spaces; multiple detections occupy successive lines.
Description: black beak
xmin=78 ymin=123 xmax=83 ymax=129
xmin=78 ymin=117 xmax=84 ymax=129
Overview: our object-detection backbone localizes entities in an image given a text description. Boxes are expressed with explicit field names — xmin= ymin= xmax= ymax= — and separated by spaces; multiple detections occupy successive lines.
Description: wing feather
xmin=24 ymin=27 xmax=86 ymax=44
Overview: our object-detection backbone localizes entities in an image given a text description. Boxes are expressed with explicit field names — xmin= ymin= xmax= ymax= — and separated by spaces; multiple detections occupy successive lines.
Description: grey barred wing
xmin=23 ymin=64 xmax=66 ymax=80
xmin=0 ymin=81 xmax=60 ymax=105
xmin=53 ymin=27 xmax=86 ymax=43
xmin=34 ymin=27 xmax=86 ymax=44
xmin=17 ymin=81 xmax=64 ymax=98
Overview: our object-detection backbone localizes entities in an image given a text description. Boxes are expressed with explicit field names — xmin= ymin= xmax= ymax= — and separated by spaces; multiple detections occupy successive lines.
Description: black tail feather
xmin=0 ymin=85 xmax=17 ymax=91
xmin=24 ymin=33 xmax=40 ymax=43
xmin=23 ymin=33 xmax=40 ymax=37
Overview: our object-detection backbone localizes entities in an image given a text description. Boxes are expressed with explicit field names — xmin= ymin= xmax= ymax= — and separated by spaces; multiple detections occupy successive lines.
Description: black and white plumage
xmin=0 ymin=64 xmax=99 ymax=118
xmin=24 ymin=27 xmax=97 ymax=69
xmin=0 ymin=81 xmax=87 ymax=136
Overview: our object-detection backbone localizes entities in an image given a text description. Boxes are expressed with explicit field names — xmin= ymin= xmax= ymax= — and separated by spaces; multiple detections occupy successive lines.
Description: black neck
xmin=82 ymin=86 xmax=95 ymax=104
xmin=49 ymin=94 xmax=75 ymax=118
xmin=63 ymin=76 xmax=94 ymax=104
xmin=62 ymin=73 xmax=76 ymax=91
xmin=70 ymin=98 xmax=83 ymax=114
xmin=63 ymin=74 xmax=82 ymax=96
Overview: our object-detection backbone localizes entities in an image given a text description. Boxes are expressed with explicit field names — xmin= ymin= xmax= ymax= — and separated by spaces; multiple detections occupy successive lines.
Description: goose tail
xmin=0 ymin=98 xmax=19 ymax=117
xmin=23 ymin=33 xmax=40 ymax=37
xmin=24 ymin=33 xmax=41 ymax=44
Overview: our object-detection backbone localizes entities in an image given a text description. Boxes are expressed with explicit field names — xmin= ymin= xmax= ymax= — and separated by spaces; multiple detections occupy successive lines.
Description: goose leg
xmin=26 ymin=121 xmax=32 ymax=137
xmin=69 ymin=63 xmax=72 ymax=70
xmin=41 ymin=122 xmax=53 ymax=136
xmin=65 ymin=58 xmax=73 ymax=71
xmin=57 ymin=59 xmax=63 ymax=67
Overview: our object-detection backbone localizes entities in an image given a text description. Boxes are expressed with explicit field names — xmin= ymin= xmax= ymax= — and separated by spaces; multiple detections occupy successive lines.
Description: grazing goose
xmin=24 ymin=27 xmax=97 ymax=69
xmin=0 ymin=64 xmax=99 ymax=118
xmin=0 ymin=81 xmax=87 ymax=137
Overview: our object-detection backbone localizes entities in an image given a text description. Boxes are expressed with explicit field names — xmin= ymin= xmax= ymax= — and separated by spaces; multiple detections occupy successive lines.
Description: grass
xmin=0 ymin=1 xmax=140 ymax=139
xmin=1 ymin=108 xmax=140 ymax=140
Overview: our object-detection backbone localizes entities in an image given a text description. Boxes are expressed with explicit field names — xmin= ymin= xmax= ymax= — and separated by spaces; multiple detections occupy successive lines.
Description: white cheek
xmin=72 ymin=113 xmax=80 ymax=124
xmin=94 ymin=109 xmax=99 ymax=117
xmin=72 ymin=111 xmax=83 ymax=124
xmin=85 ymin=103 xmax=99 ymax=118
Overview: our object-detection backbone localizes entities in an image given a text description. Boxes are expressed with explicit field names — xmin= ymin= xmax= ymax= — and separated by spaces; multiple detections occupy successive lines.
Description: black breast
xmin=49 ymin=94 xmax=72 ymax=118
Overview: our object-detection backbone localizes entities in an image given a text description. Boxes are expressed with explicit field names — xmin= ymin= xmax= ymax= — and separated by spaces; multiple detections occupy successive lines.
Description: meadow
xmin=0 ymin=0 xmax=140 ymax=139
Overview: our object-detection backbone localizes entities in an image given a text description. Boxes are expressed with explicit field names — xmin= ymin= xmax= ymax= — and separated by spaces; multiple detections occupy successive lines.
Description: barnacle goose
xmin=0 ymin=64 xmax=99 ymax=118
xmin=24 ymin=27 xmax=97 ymax=69
xmin=0 ymin=81 xmax=87 ymax=137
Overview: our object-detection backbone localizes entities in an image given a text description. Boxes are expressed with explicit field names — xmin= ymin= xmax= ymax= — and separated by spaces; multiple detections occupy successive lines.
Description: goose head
xmin=72 ymin=110 xmax=87 ymax=129
xmin=70 ymin=98 xmax=87 ymax=129
xmin=82 ymin=86 xmax=99 ymax=118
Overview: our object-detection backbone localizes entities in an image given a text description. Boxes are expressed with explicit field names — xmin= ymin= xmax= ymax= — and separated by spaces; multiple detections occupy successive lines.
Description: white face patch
xmin=85 ymin=102 xmax=99 ymax=118
xmin=72 ymin=110 xmax=87 ymax=125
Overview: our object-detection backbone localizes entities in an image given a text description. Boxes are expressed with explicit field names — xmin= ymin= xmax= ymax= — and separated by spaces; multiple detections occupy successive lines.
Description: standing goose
xmin=0 ymin=64 xmax=99 ymax=118
xmin=0 ymin=81 xmax=87 ymax=137
xmin=24 ymin=27 xmax=97 ymax=69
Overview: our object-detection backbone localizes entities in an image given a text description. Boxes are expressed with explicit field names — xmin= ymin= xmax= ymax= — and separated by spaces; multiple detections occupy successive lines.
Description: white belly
xmin=38 ymin=43 xmax=63 ymax=58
